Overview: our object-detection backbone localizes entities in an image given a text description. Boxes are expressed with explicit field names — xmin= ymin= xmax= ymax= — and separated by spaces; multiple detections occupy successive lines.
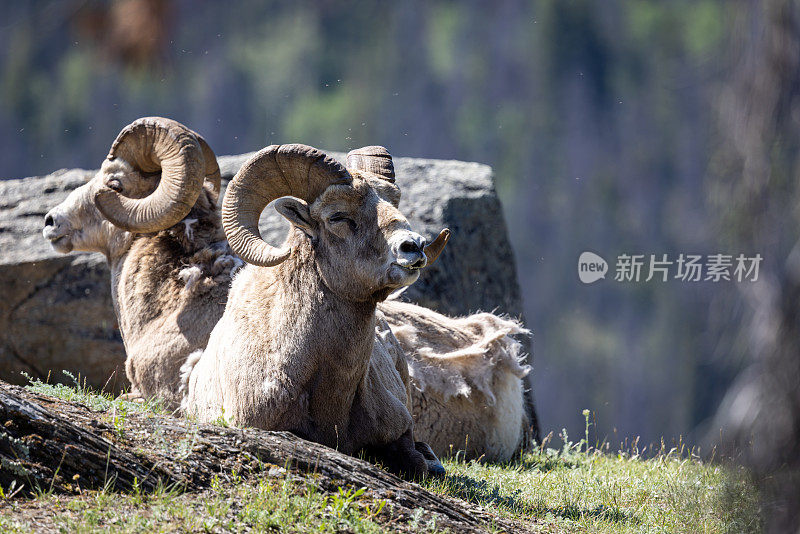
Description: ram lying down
xmin=380 ymin=299 xmax=530 ymax=462
xmin=182 ymin=144 xmax=451 ymax=477
xmin=42 ymin=117 xmax=240 ymax=411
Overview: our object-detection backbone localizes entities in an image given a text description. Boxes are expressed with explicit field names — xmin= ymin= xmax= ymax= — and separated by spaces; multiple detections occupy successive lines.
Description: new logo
xmin=578 ymin=251 xmax=608 ymax=284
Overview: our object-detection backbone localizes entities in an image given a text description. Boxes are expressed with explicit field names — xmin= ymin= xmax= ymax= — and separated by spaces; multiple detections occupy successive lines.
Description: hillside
xmin=0 ymin=377 xmax=759 ymax=533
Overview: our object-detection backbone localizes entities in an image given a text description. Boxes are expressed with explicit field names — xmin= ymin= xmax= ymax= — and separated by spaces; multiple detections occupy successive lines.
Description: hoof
xmin=415 ymin=441 xmax=446 ymax=477
xmin=425 ymin=458 xmax=446 ymax=477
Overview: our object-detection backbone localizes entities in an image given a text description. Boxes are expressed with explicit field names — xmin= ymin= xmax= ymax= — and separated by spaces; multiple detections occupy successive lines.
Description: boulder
xmin=0 ymin=153 xmax=527 ymax=394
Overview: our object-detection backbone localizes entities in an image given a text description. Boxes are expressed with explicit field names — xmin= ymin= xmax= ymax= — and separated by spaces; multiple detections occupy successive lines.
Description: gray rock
xmin=0 ymin=169 xmax=127 ymax=390
xmin=0 ymin=153 xmax=526 ymax=394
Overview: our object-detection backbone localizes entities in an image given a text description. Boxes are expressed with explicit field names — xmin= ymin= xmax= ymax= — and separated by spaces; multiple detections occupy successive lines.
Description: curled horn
xmin=346 ymin=146 xmax=395 ymax=182
xmin=423 ymin=228 xmax=450 ymax=265
xmin=94 ymin=117 xmax=205 ymax=233
xmin=196 ymin=134 xmax=221 ymax=203
xmin=348 ymin=145 xmax=448 ymax=264
xmin=222 ymin=144 xmax=351 ymax=267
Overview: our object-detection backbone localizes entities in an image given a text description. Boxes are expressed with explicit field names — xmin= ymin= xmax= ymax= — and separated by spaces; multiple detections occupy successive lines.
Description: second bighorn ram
xmin=42 ymin=117 xmax=241 ymax=410
xmin=381 ymin=298 xmax=531 ymax=461
xmin=182 ymin=144 xmax=450 ymax=477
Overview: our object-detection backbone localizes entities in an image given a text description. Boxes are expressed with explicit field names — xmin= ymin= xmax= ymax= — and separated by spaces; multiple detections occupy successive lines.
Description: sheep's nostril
xmin=399 ymin=240 xmax=421 ymax=254
xmin=44 ymin=215 xmax=54 ymax=228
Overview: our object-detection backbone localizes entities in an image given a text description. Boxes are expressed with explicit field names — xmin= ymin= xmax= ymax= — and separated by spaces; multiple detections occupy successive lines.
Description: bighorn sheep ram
xmin=181 ymin=144 xmax=450 ymax=477
xmin=42 ymin=117 xmax=241 ymax=410
xmin=347 ymin=147 xmax=532 ymax=462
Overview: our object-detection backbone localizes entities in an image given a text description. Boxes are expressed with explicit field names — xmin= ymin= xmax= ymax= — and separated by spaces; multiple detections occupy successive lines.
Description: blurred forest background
xmin=0 ymin=0 xmax=796 ymax=470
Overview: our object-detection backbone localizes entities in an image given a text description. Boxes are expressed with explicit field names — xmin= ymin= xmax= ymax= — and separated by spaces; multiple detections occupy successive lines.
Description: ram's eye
xmin=328 ymin=213 xmax=357 ymax=231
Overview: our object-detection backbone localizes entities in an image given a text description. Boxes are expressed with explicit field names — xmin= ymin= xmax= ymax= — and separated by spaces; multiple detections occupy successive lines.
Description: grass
xmin=0 ymin=473 xmax=394 ymax=533
xmin=1 ymin=375 xmax=763 ymax=533
xmin=423 ymin=437 xmax=761 ymax=533
xmin=22 ymin=370 xmax=166 ymax=416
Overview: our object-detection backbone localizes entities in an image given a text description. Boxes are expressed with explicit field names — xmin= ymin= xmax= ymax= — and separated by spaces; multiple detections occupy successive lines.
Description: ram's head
xmin=42 ymin=117 xmax=220 ymax=254
xmin=223 ymin=144 xmax=449 ymax=302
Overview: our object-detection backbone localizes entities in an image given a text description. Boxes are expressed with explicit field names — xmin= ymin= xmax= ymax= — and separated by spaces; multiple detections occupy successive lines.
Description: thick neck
xmin=106 ymin=231 xmax=135 ymax=343
xmin=106 ymin=227 xmax=203 ymax=345
xmin=268 ymin=237 xmax=378 ymax=446
xmin=107 ymin=210 xmax=225 ymax=327
xmin=271 ymin=237 xmax=378 ymax=357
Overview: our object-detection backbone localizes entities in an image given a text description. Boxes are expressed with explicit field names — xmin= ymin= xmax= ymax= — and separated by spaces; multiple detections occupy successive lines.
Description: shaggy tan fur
xmin=379 ymin=299 xmax=530 ymax=461
xmin=115 ymin=225 xmax=240 ymax=409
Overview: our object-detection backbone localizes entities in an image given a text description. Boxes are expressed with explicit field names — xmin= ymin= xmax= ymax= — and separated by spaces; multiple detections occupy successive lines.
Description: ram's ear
xmin=274 ymin=196 xmax=317 ymax=238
